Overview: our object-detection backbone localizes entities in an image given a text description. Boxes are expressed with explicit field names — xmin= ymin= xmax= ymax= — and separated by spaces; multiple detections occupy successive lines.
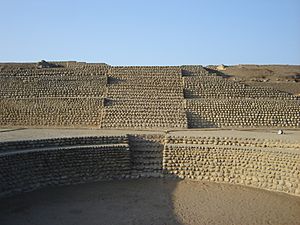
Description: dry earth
xmin=0 ymin=179 xmax=299 ymax=225
xmin=207 ymin=64 xmax=300 ymax=95
xmin=1 ymin=128 xmax=300 ymax=142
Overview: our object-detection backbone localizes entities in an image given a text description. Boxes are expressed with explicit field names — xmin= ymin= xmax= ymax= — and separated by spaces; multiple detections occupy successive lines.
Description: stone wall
xmin=102 ymin=99 xmax=187 ymax=129
xmin=1 ymin=63 xmax=299 ymax=129
xmin=0 ymin=98 xmax=104 ymax=128
xmin=0 ymin=70 xmax=107 ymax=98
xmin=166 ymin=136 xmax=300 ymax=149
xmin=101 ymin=66 xmax=188 ymax=129
xmin=163 ymin=136 xmax=300 ymax=196
xmin=0 ymin=136 xmax=130 ymax=197
xmin=0 ymin=136 xmax=128 ymax=154
xmin=184 ymin=75 xmax=297 ymax=100
xmin=181 ymin=65 xmax=209 ymax=76
xmin=186 ymin=99 xmax=300 ymax=128
xmin=1 ymin=134 xmax=299 ymax=198
xmin=0 ymin=63 xmax=108 ymax=128
xmin=129 ymin=134 xmax=164 ymax=178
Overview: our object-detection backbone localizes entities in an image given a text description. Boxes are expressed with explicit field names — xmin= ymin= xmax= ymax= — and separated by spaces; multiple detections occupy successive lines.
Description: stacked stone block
xmin=166 ymin=136 xmax=300 ymax=150
xmin=163 ymin=136 xmax=300 ymax=196
xmin=106 ymin=66 xmax=183 ymax=100
xmin=1 ymin=61 xmax=299 ymax=129
xmin=0 ymin=70 xmax=107 ymax=98
xmin=102 ymin=99 xmax=187 ymax=129
xmin=0 ymin=136 xmax=128 ymax=154
xmin=0 ymin=62 xmax=108 ymax=128
xmin=1 ymin=134 xmax=299 ymax=198
xmin=181 ymin=65 xmax=209 ymax=76
xmin=129 ymin=134 xmax=164 ymax=177
xmin=184 ymin=70 xmax=299 ymax=128
xmin=0 ymin=136 xmax=130 ymax=197
xmin=101 ymin=66 xmax=188 ymax=129
xmin=186 ymin=98 xmax=300 ymax=128
xmin=48 ymin=61 xmax=110 ymax=70
xmin=0 ymin=98 xmax=104 ymax=127
xmin=184 ymin=76 xmax=297 ymax=100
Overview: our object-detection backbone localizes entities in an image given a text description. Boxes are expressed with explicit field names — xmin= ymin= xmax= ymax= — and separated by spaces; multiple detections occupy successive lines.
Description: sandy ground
xmin=0 ymin=128 xmax=165 ymax=142
xmin=206 ymin=64 xmax=300 ymax=95
xmin=169 ymin=129 xmax=300 ymax=142
xmin=1 ymin=128 xmax=300 ymax=144
xmin=0 ymin=179 xmax=299 ymax=225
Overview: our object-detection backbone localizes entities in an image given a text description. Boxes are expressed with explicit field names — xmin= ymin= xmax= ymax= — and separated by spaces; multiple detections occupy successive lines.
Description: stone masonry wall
xmin=0 ymin=98 xmax=105 ymax=128
xmin=184 ymin=75 xmax=297 ymax=100
xmin=163 ymin=136 xmax=300 ymax=196
xmin=0 ymin=136 xmax=128 ymax=154
xmin=128 ymin=134 xmax=164 ymax=178
xmin=101 ymin=66 xmax=188 ymax=129
xmin=1 ymin=134 xmax=299 ymax=198
xmin=0 ymin=136 xmax=130 ymax=197
xmin=0 ymin=63 xmax=108 ymax=128
xmin=186 ymin=98 xmax=300 ymax=128
xmin=183 ymin=68 xmax=299 ymax=128
xmin=1 ymin=63 xmax=299 ymax=129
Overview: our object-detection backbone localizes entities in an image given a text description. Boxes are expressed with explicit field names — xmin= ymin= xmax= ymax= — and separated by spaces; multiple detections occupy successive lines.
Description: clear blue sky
xmin=1 ymin=0 xmax=299 ymax=65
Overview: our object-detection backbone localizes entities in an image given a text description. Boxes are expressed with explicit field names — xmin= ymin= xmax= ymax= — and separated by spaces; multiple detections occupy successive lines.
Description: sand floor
xmin=1 ymin=179 xmax=300 ymax=225
xmin=1 ymin=128 xmax=300 ymax=143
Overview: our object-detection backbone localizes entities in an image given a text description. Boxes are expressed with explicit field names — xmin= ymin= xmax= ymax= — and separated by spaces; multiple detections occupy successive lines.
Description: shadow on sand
xmin=0 ymin=178 xmax=183 ymax=225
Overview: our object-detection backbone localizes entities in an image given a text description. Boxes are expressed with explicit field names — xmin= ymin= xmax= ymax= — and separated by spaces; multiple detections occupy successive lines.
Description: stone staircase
xmin=101 ymin=66 xmax=188 ymax=129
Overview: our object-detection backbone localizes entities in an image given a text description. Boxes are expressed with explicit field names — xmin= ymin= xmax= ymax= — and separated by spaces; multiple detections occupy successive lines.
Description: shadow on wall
xmin=186 ymin=111 xmax=218 ymax=128
xmin=0 ymin=179 xmax=183 ymax=225
xmin=107 ymin=77 xmax=126 ymax=84
xmin=183 ymin=89 xmax=193 ymax=98
xmin=128 ymin=134 xmax=165 ymax=177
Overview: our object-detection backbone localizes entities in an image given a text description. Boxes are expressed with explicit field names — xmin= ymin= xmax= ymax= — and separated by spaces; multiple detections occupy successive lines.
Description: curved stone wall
xmin=0 ymin=136 xmax=130 ymax=197
xmin=1 ymin=134 xmax=299 ymax=198
xmin=164 ymin=136 xmax=300 ymax=196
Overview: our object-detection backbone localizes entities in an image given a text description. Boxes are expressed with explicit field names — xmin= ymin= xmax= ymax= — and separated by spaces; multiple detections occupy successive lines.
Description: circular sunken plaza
xmin=0 ymin=62 xmax=299 ymax=225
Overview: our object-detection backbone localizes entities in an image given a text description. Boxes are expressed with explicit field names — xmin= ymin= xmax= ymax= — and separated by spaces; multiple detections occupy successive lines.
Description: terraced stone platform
xmin=1 ymin=61 xmax=299 ymax=129
xmin=0 ymin=62 xmax=299 ymax=224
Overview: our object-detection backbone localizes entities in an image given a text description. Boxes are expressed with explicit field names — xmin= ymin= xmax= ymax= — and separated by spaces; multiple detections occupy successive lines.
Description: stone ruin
xmin=0 ymin=61 xmax=299 ymax=198
xmin=0 ymin=62 xmax=298 ymax=129
xmin=1 ymin=134 xmax=299 ymax=197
